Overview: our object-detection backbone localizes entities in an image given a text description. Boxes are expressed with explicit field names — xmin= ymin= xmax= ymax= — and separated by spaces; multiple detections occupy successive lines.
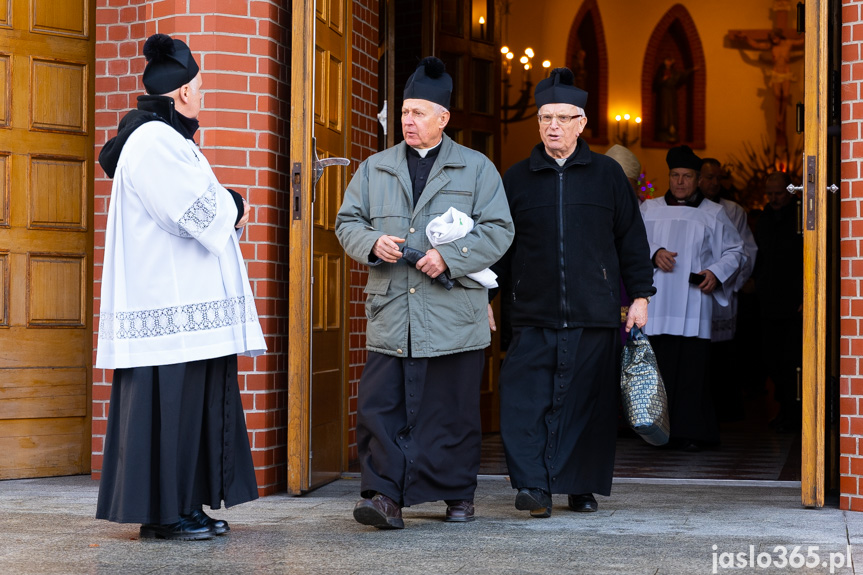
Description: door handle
xmin=311 ymin=147 xmax=349 ymax=204
xmin=827 ymin=184 xmax=838 ymax=194
xmin=293 ymin=141 xmax=351 ymax=221
xmin=787 ymin=184 xmax=803 ymax=195
xmin=313 ymin=155 xmax=350 ymax=187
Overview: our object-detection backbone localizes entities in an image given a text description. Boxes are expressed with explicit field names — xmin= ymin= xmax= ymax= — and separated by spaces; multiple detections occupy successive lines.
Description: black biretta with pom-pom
xmin=142 ymin=33 xmax=200 ymax=95
xmin=534 ymin=67 xmax=588 ymax=109
xmin=403 ymin=56 xmax=453 ymax=110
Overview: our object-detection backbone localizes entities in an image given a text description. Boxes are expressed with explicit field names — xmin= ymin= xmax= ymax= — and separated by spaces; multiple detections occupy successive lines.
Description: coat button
xmin=409 ymin=227 xmax=416 ymax=233
xmin=397 ymin=349 xmax=403 ymax=354
xmin=410 ymin=288 xmax=416 ymax=294
xmin=462 ymin=246 xmax=468 ymax=253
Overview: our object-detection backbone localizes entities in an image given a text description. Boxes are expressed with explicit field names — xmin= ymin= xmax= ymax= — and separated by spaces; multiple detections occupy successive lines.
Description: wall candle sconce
xmin=479 ymin=16 xmax=485 ymax=40
xmin=614 ymin=113 xmax=641 ymax=147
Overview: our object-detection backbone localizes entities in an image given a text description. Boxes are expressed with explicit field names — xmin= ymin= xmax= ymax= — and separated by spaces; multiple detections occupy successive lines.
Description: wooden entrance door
xmin=801 ymin=0 xmax=834 ymax=507
xmin=0 ymin=0 xmax=94 ymax=479
xmin=288 ymin=0 xmax=349 ymax=494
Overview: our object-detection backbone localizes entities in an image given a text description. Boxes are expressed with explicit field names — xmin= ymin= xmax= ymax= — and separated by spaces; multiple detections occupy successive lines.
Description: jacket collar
xmin=378 ymin=132 xmax=464 ymax=174
xmin=528 ymin=139 xmax=592 ymax=172
xmin=377 ymin=133 xmax=465 ymax=214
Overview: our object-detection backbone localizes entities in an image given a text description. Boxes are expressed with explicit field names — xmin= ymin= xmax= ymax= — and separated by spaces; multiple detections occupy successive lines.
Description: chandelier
xmin=500 ymin=45 xmax=550 ymax=133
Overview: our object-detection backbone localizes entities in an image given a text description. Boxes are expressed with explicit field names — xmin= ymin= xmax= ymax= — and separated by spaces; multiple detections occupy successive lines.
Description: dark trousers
xmin=500 ymin=327 xmax=618 ymax=496
xmin=357 ymin=350 xmax=484 ymax=507
xmin=649 ymin=335 xmax=719 ymax=444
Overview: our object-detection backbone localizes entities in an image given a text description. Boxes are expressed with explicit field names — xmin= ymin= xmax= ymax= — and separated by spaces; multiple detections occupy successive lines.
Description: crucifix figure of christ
xmin=727 ymin=0 xmax=804 ymax=161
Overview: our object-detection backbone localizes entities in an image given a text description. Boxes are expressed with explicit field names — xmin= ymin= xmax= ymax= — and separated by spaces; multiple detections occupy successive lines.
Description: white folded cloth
xmin=426 ymin=207 xmax=498 ymax=288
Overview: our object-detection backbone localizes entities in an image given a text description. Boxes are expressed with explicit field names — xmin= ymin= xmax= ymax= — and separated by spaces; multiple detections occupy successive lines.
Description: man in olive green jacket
xmin=336 ymin=57 xmax=513 ymax=529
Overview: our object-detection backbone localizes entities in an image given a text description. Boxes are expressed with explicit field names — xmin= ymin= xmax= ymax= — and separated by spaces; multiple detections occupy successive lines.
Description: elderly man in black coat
xmin=493 ymin=68 xmax=655 ymax=518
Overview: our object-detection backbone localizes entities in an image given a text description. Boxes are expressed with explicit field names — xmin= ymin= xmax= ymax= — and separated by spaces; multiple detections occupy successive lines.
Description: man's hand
xmin=487 ymin=303 xmax=497 ymax=332
xmin=625 ymin=297 xmax=649 ymax=332
xmin=654 ymin=248 xmax=677 ymax=272
xmin=372 ymin=235 xmax=405 ymax=263
xmin=235 ymin=199 xmax=250 ymax=229
xmin=696 ymin=269 xmax=719 ymax=294
xmin=416 ymin=248 xmax=447 ymax=279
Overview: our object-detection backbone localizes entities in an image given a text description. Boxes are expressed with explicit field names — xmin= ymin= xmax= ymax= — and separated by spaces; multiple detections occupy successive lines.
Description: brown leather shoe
xmin=444 ymin=500 xmax=475 ymax=522
xmin=353 ymin=493 xmax=404 ymax=529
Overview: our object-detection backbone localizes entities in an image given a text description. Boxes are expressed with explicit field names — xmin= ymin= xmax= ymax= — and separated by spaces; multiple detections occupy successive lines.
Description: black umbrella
xmin=401 ymin=247 xmax=453 ymax=290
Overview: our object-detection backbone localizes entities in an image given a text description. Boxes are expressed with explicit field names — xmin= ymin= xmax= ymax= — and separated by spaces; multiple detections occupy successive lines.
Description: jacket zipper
xmin=558 ymin=170 xmax=567 ymax=327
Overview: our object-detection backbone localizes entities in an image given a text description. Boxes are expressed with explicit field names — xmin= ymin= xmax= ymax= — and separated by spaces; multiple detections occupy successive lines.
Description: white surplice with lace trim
xmin=96 ymin=121 xmax=266 ymax=369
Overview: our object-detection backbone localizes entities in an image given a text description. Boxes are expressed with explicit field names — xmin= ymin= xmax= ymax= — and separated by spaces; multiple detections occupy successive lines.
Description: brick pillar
xmin=93 ymin=1 xmax=292 ymax=495
xmin=841 ymin=0 xmax=863 ymax=511
xmin=346 ymin=0 xmax=380 ymax=466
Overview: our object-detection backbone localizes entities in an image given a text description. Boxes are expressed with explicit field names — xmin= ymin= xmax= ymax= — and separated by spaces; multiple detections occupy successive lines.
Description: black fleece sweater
xmin=493 ymin=140 xmax=656 ymax=330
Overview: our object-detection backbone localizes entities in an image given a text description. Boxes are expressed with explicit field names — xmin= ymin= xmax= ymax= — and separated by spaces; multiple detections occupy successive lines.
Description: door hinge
xmin=797 ymin=2 xmax=805 ymax=34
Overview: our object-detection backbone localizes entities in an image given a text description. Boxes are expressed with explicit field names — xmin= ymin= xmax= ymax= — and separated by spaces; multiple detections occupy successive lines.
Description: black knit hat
xmin=666 ymin=145 xmax=702 ymax=171
xmin=142 ymin=34 xmax=200 ymax=95
xmin=535 ymin=67 xmax=588 ymax=109
xmin=403 ymin=57 xmax=453 ymax=110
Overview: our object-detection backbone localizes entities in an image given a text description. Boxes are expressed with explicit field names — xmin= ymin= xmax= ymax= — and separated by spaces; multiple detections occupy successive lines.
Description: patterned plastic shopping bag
xmin=620 ymin=326 xmax=670 ymax=446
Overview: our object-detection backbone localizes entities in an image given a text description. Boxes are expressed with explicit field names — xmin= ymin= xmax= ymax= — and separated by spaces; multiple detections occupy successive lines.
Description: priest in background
xmin=700 ymin=158 xmax=757 ymax=421
xmin=95 ymin=34 xmax=266 ymax=540
xmin=640 ymin=145 xmax=744 ymax=451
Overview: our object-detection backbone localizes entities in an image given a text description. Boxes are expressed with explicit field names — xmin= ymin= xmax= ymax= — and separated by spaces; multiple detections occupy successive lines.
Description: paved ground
xmin=1 ymin=475 xmax=862 ymax=574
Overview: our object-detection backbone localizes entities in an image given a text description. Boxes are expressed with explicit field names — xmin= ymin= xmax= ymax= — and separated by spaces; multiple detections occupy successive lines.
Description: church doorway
xmin=472 ymin=0 xmax=839 ymax=506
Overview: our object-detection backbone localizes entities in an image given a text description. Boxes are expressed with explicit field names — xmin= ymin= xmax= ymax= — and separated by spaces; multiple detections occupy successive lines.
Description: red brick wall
xmin=842 ymin=0 xmax=863 ymax=511
xmin=93 ymin=1 xmax=293 ymax=495
xmin=346 ymin=0 xmax=380 ymax=466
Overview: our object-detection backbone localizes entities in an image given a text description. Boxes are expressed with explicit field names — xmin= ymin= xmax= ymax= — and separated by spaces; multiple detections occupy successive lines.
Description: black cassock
xmin=500 ymin=327 xmax=619 ymax=496
xmin=357 ymin=350 xmax=484 ymax=506
xmin=96 ymin=355 xmax=258 ymax=524
xmin=649 ymin=334 xmax=718 ymax=444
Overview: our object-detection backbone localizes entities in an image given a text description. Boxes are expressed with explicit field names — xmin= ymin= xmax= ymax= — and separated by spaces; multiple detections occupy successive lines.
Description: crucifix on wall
xmin=727 ymin=0 xmax=804 ymax=163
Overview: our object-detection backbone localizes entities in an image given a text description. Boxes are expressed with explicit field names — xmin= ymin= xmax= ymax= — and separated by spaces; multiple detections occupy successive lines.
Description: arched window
xmin=565 ymin=0 xmax=608 ymax=145
xmin=641 ymin=4 xmax=706 ymax=149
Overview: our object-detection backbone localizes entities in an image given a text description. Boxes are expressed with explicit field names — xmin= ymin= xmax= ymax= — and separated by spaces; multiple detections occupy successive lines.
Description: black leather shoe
xmin=353 ymin=493 xmax=404 ymax=529
xmin=140 ymin=515 xmax=215 ymax=540
xmin=444 ymin=500 xmax=475 ymax=522
xmin=568 ymin=493 xmax=598 ymax=512
xmin=514 ymin=488 xmax=552 ymax=518
xmin=188 ymin=508 xmax=230 ymax=535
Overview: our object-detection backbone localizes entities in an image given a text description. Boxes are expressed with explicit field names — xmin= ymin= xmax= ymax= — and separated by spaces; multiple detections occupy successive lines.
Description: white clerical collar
xmin=410 ymin=139 xmax=442 ymax=158
xmin=555 ymin=157 xmax=567 ymax=167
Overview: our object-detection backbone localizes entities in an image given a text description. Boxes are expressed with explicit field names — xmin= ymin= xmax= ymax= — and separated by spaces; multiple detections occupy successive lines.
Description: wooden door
xmin=288 ymin=0 xmax=349 ymax=494
xmin=310 ymin=0 xmax=348 ymax=489
xmin=0 ymin=0 xmax=94 ymax=479
xmin=800 ymin=0 xmax=831 ymax=507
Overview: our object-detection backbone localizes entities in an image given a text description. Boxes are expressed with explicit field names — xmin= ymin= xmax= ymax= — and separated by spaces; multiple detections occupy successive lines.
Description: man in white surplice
xmin=640 ymin=145 xmax=744 ymax=451
xmin=95 ymin=34 xmax=266 ymax=541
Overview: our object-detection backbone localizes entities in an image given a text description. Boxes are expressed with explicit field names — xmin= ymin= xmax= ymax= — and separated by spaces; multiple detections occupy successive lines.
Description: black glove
xmin=401 ymin=246 xmax=453 ymax=290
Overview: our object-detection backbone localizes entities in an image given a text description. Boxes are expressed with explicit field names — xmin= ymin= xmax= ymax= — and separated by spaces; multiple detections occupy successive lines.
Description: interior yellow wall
xmin=500 ymin=0 xmax=803 ymax=193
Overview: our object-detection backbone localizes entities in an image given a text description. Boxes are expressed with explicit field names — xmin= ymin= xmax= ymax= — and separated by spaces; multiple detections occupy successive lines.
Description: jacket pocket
xmin=364 ymin=277 xmax=391 ymax=319
xmin=598 ymin=261 xmax=619 ymax=304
